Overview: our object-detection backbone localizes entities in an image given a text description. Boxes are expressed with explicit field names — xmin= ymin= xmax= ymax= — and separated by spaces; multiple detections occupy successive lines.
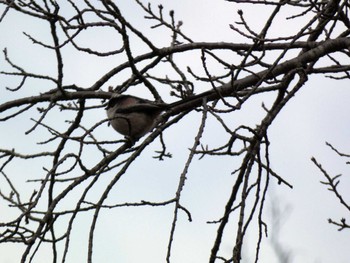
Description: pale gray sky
xmin=1 ymin=1 xmax=350 ymax=263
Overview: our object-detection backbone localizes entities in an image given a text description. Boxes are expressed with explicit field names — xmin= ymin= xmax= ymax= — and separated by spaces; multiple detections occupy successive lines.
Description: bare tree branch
xmin=0 ymin=0 xmax=349 ymax=262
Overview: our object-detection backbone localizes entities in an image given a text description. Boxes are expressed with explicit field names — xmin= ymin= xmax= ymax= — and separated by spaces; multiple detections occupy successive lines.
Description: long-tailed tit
xmin=106 ymin=94 xmax=166 ymax=140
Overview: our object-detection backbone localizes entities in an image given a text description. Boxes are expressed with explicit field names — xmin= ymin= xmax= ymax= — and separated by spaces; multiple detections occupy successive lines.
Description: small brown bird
xmin=106 ymin=94 xmax=165 ymax=140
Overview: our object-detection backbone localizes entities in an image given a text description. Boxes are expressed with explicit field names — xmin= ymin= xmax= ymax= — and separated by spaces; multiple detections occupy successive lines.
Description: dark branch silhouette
xmin=1 ymin=0 xmax=349 ymax=262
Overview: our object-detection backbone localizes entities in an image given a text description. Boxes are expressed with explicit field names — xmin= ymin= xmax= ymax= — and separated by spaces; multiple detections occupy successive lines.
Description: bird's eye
xmin=108 ymin=97 xmax=122 ymax=107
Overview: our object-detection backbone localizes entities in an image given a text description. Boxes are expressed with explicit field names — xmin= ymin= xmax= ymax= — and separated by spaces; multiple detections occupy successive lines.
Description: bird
xmin=106 ymin=94 xmax=166 ymax=140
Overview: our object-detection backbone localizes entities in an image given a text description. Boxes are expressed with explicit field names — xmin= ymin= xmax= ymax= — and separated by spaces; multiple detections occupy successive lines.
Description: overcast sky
xmin=1 ymin=1 xmax=350 ymax=263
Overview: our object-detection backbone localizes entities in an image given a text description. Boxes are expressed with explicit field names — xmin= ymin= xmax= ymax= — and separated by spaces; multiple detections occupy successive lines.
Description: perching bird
xmin=106 ymin=94 xmax=165 ymax=140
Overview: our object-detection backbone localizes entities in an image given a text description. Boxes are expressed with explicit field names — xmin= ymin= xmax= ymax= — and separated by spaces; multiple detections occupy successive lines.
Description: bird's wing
xmin=114 ymin=103 xmax=167 ymax=114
